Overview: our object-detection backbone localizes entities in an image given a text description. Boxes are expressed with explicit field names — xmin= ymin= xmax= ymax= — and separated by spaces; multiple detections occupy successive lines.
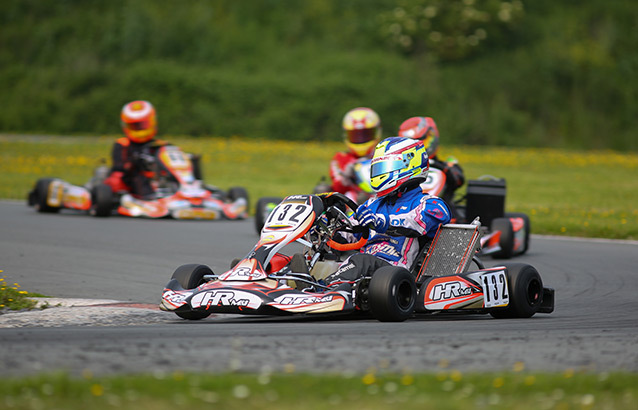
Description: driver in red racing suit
xmin=329 ymin=107 xmax=382 ymax=202
xmin=325 ymin=137 xmax=451 ymax=290
xmin=105 ymin=100 xmax=168 ymax=199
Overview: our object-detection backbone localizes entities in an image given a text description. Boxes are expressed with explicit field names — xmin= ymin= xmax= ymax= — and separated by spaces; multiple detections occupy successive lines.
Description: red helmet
xmin=342 ymin=107 xmax=382 ymax=157
xmin=121 ymin=100 xmax=157 ymax=143
xmin=398 ymin=116 xmax=439 ymax=159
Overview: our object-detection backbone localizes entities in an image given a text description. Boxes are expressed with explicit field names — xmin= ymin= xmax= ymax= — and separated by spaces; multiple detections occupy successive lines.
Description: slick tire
xmin=228 ymin=186 xmax=250 ymax=213
xmin=33 ymin=178 xmax=60 ymax=213
xmin=505 ymin=212 xmax=531 ymax=255
xmin=490 ymin=217 xmax=514 ymax=259
xmin=254 ymin=196 xmax=283 ymax=234
xmin=490 ymin=263 xmax=543 ymax=319
xmin=171 ymin=264 xmax=214 ymax=320
xmin=90 ymin=183 xmax=113 ymax=217
xmin=368 ymin=266 xmax=417 ymax=322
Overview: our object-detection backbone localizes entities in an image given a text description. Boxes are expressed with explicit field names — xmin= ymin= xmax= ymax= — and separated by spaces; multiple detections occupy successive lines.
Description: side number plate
xmin=481 ymin=270 xmax=509 ymax=308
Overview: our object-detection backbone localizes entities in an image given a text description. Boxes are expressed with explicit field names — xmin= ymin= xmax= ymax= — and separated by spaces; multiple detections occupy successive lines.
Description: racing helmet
xmin=121 ymin=100 xmax=157 ymax=144
xmin=398 ymin=116 xmax=439 ymax=159
xmin=369 ymin=137 xmax=429 ymax=197
xmin=342 ymin=107 xmax=382 ymax=157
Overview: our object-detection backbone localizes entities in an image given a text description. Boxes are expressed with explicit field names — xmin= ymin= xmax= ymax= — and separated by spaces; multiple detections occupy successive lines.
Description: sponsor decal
xmin=389 ymin=216 xmax=406 ymax=227
xmin=162 ymin=289 xmax=190 ymax=306
xmin=221 ymin=265 xmax=267 ymax=281
xmin=373 ymin=154 xmax=402 ymax=163
xmin=273 ymin=294 xmax=334 ymax=306
xmin=430 ymin=281 xmax=473 ymax=301
xmin=191 ymin=290 xmax=262 ymax=309
xmin=285 ymin=195 xmax=308 ymax=201
xmin=337 ymin=262 xmax=356 ymax=273
xmin=366 ymin=243 xmax=401 ymax=258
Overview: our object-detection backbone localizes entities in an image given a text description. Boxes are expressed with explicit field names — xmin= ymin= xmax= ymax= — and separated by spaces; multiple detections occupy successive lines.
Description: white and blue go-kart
xmin=160 ymin=193 xmax=554 ymax=322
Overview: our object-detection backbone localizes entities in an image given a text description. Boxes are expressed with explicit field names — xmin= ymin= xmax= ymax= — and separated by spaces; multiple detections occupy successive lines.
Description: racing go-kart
xmin=161 ymin=193 xmax=554 ymax=322
xmin=27 ymin=144 xmax=248 ymax=220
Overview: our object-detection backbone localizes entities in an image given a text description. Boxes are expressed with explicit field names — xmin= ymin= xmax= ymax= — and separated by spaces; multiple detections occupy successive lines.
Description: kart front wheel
xmin=490 ymin=263 xmax=543 ymax=319
xmin=171 ymin=264 xmax=214 ymax=320
xmin=368 ymin=266 xmax=416 ymax=322
xmin=90 ymin=184 xmax=113 ymax=217
xmin=32 ymin=178 xmax=61 ymax=213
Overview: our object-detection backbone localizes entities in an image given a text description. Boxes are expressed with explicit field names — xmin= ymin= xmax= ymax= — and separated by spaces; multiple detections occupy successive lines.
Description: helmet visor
xmin=124 ymin=120 xmax=151 ymax=131
xmin=370 ymin=155 xmax=406 ymax=178
xmin=346 ymin=128 xmax=378 ymax=144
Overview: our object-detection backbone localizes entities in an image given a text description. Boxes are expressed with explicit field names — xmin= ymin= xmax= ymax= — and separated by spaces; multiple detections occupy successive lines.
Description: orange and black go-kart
xmin=161 ymin=192 xmax=554 ymax=322
xmin=27 ymin=144 xmax=249 ymax=220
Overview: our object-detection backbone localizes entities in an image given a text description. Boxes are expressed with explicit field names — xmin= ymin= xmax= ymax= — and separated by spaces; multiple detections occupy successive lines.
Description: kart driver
xmin=105 ymin=100 xmax=168 ymax=199
xmin=325 ymin=136 xmax=451 ymax=290
xmin=398 ymin=116 xmax=465 ymax=209
xmin=328 ymin=107 xmax=382 ymax=202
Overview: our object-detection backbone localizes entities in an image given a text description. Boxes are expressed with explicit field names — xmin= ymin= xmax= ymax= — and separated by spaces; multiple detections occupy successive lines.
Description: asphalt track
xmin=1 ymin=200 xmax=637 ymax=377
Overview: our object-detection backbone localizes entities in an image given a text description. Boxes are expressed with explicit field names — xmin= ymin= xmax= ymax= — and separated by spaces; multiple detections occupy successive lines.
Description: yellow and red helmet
xmin=342 ymin=107 xmax=382 ymax=158
xmin=398 ymin=116 xmax=439 ymax=159
xmin=121 ymin=100 xmax=157 ymax=143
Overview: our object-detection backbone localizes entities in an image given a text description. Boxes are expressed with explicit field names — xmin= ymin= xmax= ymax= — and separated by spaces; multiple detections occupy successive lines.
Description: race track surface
xmin=1 ymin=200 xmax=637 ymax=377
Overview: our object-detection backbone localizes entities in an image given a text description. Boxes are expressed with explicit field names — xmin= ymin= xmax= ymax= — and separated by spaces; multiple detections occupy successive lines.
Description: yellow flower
xmin=90 ymin=384 xmax=104 ymax=396
xmin=362 ymin=373 xmax=376 ymax=385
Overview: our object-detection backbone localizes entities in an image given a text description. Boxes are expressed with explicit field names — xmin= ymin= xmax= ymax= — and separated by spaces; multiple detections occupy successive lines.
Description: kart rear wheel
xmin=32 ymin=178 xmax=60 ymax=213
xmin=171 ymin=264 xmax=214 ymax=320
xmin=490 ymin=217 xmax=514 ymax=259
xmin=90 ymin=184 xmax=113 ymax=217
xmin=368 ymin=266 xmax=416 ymax=322
xmin=490 ymin=263 xmax=543 ymax=319
xmin=254 ymin=196 xmax=283 ymax=234
xmin=506 ymin=212 xmax=531 ymax=255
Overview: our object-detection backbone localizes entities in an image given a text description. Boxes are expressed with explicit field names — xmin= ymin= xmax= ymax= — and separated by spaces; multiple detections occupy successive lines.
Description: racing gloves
xmin=355 ymin=207 xmax=388 ymax=233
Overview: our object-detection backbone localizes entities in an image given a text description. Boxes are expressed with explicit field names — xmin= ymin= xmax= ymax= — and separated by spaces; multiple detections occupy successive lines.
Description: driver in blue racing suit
xmin=325 ymin=136 xmax=451 ymax=290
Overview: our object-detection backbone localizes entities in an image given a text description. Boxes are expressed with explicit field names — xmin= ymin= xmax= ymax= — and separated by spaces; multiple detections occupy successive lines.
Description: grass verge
xmin=0 ymin=271 xmax=46 ymax=311
xmin=2 ymin=134 xmax=637 ymax=239
xmin=1 ymin=371 xmax=635 ymax=409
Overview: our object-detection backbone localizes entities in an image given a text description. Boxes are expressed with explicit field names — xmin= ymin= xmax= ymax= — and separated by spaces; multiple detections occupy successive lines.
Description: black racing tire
xmin=490 ymin=263 xmax=543 ymax=319
xmin=254 ymin=196 xmax=283 ymax=234
xmin=228 ymin=186 xmax=250 ymax=211
xmin=32 ymin=178 xmax=60 ymax=213
xmin=490 ymin=217 xmax=514 ymax=259
xmin=368 ymin=266 xmax=417 ymax=322
xmin=505 ymin=212 xmax=531 ymax=255
xmin=171 ymin=264 xmax=214 ymax=320
xmin=90 ymin=184 xmax=114 ymax=217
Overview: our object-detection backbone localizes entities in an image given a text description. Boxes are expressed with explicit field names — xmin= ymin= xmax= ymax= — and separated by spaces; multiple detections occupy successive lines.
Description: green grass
xmin=1 ymin=371 xmax=635 ymax=409
xmin=0 ymin=273 xmax=47 ymax=311
xmin=2 ymin=134 xmax=637 ymax=240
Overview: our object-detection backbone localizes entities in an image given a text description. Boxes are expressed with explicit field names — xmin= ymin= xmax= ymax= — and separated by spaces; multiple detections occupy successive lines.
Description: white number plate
xmin=480 ymin=270 xmax=509 ymax=308
xmin=264 ymin=203 xmax=312 ymax=230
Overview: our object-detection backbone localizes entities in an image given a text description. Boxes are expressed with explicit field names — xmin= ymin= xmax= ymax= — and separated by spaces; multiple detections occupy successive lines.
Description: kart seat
xmin=413 ymin=222 xmax=482 ymax=284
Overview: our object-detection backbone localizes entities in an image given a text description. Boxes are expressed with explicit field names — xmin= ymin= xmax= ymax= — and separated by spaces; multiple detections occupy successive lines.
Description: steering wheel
xmin=316 ymin=192 xmax=369 ymax=252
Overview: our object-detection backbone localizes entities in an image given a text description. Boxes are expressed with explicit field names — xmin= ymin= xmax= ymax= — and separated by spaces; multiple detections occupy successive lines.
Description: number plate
xmin=480 ymin=270 xmax=509 ymax=308
xmin=264 ymin=203 xmax=312 ymax=230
